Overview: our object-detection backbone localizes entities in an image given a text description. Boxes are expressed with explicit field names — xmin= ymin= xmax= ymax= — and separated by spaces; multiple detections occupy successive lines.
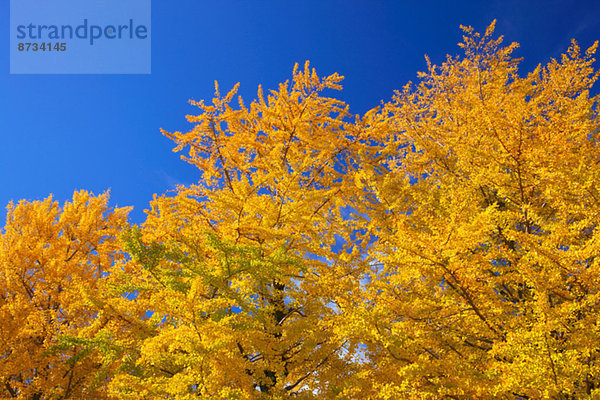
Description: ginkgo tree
xmin=3 ymin=22 xmax=600 ymax=400
xmin=104 ymin=62 xmax=370 ymax=399
xmin=0 ymin=191 xmax=130 ymax=399
xmin=341 ymin=21 xmax=600 ymax=399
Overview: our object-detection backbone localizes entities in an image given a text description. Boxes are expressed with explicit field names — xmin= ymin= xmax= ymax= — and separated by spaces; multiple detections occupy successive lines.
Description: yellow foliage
xmin=0 ymin=191 xmax=130 ymax=399
xmin=340 ymin=22 xmax=600 ymax=398
xmin=3 ymin=22 xmax=600 ymax=399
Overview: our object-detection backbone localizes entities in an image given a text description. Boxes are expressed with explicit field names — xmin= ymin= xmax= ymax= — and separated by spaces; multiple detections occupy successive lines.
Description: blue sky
xmin=2 ymin=1 xmax=600 ymax=224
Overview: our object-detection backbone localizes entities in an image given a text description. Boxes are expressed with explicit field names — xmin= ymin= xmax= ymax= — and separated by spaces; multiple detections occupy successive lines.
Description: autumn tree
xmin=4 ymin=22 xmax=600 ymax=400
xmin=341 ymin=21 xmax=600 ymax=398
xmin=105 ymin=63 xmax=369 ymax=399
xmin=0 ymin=191 xmax=130 ymax=399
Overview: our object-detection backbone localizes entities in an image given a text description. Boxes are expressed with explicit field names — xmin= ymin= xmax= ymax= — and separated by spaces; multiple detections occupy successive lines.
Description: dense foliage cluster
xmin=2 ymin=23 xmax=600 ymax=399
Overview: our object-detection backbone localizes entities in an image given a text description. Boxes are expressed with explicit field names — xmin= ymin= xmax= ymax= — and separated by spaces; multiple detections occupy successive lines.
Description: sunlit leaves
xmin=3 ymin=22 xmax=600 ymax=399
xmin=344 ymin=21 xmax=600 ymax=398
xmin=0 ymin=191 xmax=130 ymax=399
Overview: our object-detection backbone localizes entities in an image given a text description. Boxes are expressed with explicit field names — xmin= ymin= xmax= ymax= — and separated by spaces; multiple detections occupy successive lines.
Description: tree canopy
xmin=2 ymin=22 xmax=600 ymax=399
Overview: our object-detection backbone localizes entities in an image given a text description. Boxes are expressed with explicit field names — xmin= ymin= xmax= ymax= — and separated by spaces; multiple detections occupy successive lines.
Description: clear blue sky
xmin=2 ymin=1 xmax=600 ymax=224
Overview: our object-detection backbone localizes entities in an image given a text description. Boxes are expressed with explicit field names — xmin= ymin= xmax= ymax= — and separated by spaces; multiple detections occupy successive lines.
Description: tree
xmin=4 ymin=22 xmax=600 ymax=400
xmin=0 ymin=191 xmax=130 ymax=399
xmin=106 ymin=62 xmax=368 ymax=399
xmin=341 ymin=21 xmax=600 ymax=398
